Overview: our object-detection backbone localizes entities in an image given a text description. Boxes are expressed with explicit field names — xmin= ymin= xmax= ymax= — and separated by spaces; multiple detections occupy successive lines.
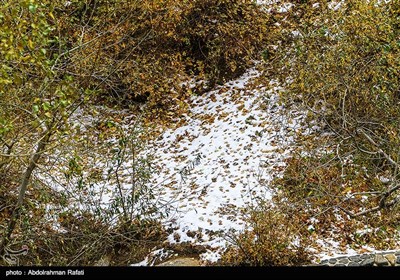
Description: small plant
xmin=105 ymin=120 xmax=159 ymax=224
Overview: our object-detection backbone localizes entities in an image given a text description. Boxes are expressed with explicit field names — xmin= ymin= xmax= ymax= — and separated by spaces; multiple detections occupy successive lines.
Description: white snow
xmin=316 ymin=238 xmax=399 ymax=261
xmin=130 ymin=257 xmax=150 ymax=267
xmin=328 ymin=1 xmax=344 ymax=11
xmin=35 ymin=64 xmax=400 ymax=265
xmin=35 ymin=67 xmax=308 ymax=263
xmin=256 ymin=0 xmax=294 ymax=13
xmin=130 ymin=248 xmax=172 ymax=266
xmin=144 ymin=68 xmax=306 ymax=261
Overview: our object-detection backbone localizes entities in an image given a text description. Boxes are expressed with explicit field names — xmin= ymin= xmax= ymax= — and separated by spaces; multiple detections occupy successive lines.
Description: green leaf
xmin=33 ymin=104 xmax=39 ymax=113
xmin=42 ymin=101 xmax=51 ymax=111
xmin=60 ymin=99 xmax=69 ymax=107
xmin=28 ymin=4 xmax=37 ymax=13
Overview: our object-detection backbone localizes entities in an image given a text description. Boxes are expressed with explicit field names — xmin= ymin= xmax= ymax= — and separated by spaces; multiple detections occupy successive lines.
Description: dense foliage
xmin=264 ymin=0 xmax=400 ymax=249
xmin=222 ymin=0 xmax=400 ymax=264
xmin=2 ymin=0 xmax=399 ymax=266
xmin=57 ymin=0 xmax=270 ymax=114
xmin=0 ymin=0 xmax=271 ymax=265
xmin=222 ymin=203 xmax=311 ymax=266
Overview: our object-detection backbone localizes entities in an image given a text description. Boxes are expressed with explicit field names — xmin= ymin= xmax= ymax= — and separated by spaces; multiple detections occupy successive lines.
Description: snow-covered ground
xmin=141 ymin=68 xmax=306 ymax=262
xmin=31 ymin=0 xmax=400 ymax=266
xmin=36 ymin=67 xmax=308 ymax=263
xmin=36 ymin=65 xmax=399 ymax=265
xmin=39 ymin=66 xmax=376 ymax=264
xmin=43 ymin=67 xmax=307 ymax=261
xmin=129 ymin=67 xmax=399 ymax=265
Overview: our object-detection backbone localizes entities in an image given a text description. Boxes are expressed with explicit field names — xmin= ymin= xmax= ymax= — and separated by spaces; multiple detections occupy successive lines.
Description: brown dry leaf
xmin=237 ymin=103 xmax=245 ymax=111
xmin=218 ymin=88 xmax=228 ymax=94
xmin=219 ymin=112 xmax=229 ymax=119
xmin=210 ymin=93 xmax=217 ymax=102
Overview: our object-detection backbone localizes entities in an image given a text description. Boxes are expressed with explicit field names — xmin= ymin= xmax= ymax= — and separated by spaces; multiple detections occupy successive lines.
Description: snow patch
xmin=145 ymin=68 xmax=306 ymax=261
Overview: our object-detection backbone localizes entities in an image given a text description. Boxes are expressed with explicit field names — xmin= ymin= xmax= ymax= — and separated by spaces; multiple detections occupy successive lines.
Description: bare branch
xmin=357 ymin=128 xmax=400 ymax=169
xmin=339 ymin=184 xmax=400 ymax=218
xmin=338 ymin=205 xmax=381 ymax=218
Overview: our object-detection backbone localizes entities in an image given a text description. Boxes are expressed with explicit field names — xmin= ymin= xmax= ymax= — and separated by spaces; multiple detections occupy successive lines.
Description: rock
xmin=385 ymin=254 xmax=396 ymax=266
xmin=361 ymin=258 xmax=374 ymax=266
xmin=349 ymin=256 xmax=362 ymax=262
xmin=312 ymin=251 xmax=400 ymax=267
xmin=319 ymin=260 xmax=329 ymax=265
xmin=328 ymin=258 xmax=337 ymax=264
xmin=338 ymin=258 xmax=349 ymax=265
xmin=157 ymin=257 xmax=201 ymax=266
xmin=375 ymin=254 xmax=389 ymax=266
xmin=359 ymin=254 xmax=371 ymax=260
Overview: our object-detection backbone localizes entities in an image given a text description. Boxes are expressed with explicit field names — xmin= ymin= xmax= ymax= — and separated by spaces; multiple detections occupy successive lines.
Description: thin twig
xmin=358 ymin=128 xmax=399 ymax=169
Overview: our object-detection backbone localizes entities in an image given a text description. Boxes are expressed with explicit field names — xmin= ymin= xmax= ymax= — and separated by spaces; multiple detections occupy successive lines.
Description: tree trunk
xmin=0 ymin=131 xmax=51 ymax=254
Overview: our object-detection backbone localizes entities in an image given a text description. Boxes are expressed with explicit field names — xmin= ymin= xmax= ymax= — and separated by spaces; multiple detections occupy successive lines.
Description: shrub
xmin=262 ymin=0 xmax=400 ymax=248
xmin=57 ymin=0 xmax=271 ymax=114
xmin=221 ymin=202 xmax=311 ymax=266
xmin=177 ymin=0 xmax=269 ymax=86
xmin=0 ymin=114 xmax=167 ymax=266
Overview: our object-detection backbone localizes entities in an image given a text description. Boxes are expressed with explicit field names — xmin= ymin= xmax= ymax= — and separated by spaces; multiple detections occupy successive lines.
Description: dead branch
xmin=357 ymin=128 xmax=400 ymax=169
xmin=339 ymin=184 xmax=400 ymax=218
